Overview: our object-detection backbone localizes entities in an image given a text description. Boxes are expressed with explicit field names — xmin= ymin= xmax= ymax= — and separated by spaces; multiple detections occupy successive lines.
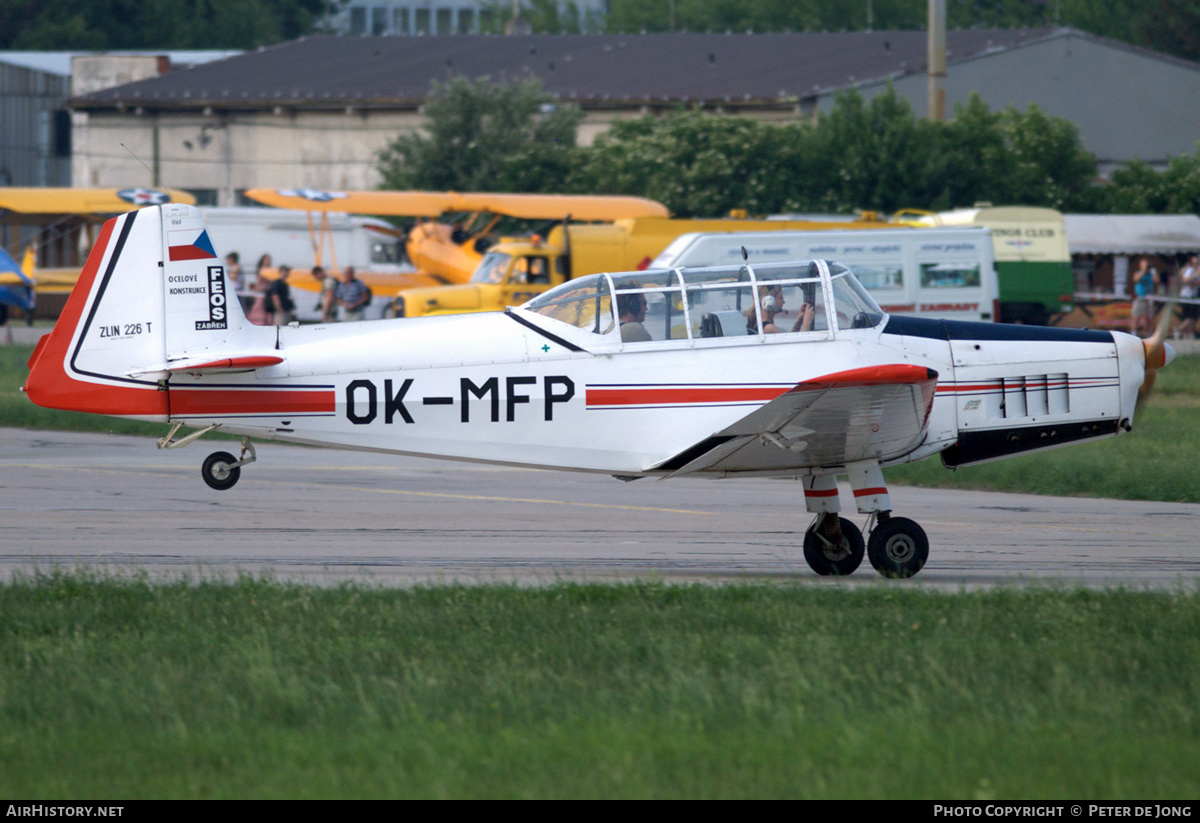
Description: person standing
xmin=224 ymin=252 xmax=243 ymax=293
xmin=1178 ymin=254 xmax=1200 ymax=339
xmin=1131 ymin=257 xmax=1159 ymax=337
xmin=266 ymin=265 xmax=296 ymax=325
xmin=247 ymin=253 xmax=272 ymax=325
xmin=311 ymin=266 xmax=336 ymax=323
xmin=335 ymin=267 xmax=370 ymax=322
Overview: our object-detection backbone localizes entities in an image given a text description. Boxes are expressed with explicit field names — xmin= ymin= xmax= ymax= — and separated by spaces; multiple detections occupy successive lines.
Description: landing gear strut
xmin=158 ymin=424 xmax=258 ymax=490
xmin=802 ymin=513 xmax=865 ymax=576
xmin=802 ymin=464 xmax=931 ymax=579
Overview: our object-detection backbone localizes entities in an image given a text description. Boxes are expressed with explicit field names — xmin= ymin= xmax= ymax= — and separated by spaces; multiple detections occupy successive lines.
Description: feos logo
xmin=195 ymin=265 xmax=228 ymax=331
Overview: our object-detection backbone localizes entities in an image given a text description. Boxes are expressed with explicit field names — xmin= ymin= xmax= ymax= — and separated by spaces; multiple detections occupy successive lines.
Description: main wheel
xmin=803 ymin=518 xmax=865 ymax=576
xmin=201 ymin=451 xmax=241 ymax=491
xmin=867 ymin=517 xmax=929 ymax=579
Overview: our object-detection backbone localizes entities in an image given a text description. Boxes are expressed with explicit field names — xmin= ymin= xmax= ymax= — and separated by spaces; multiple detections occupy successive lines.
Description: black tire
xmin=803 ymin=518 xmax=865 ymax=576
xmin=867 ymin=517 xmax=929 ymax=579
xmin=202 ymin=451 xmax=241 ymax=491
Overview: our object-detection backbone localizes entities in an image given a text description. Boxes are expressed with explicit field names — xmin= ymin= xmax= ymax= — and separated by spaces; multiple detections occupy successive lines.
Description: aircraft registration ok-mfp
xmin=24 ymin=205 xmax=1173 ymax=579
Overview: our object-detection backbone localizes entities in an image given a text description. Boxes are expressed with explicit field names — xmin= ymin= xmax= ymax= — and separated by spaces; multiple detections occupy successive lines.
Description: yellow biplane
xmin=0 ymin=187 xmax=196 ymax=317
xmin=243 ymin=188 xmax=670 ymax=298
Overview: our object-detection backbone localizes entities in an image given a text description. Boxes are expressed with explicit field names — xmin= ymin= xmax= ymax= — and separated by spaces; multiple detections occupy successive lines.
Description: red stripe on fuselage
xmin=587 ymin=366 xmax=938 ymax=412
xmin=170 ymin=388 xmax=335 ymax=417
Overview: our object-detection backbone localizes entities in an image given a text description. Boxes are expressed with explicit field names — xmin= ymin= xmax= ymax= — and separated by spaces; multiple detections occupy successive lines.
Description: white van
xmin=200 ymin=207 xmax=410 ymax=274
xmin=649 ymin=227 xmax=999 ymax=323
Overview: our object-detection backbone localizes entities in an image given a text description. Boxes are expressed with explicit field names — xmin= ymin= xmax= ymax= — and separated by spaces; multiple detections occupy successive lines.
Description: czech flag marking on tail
xmin=168 ymin=229 xmax=218 ymax=261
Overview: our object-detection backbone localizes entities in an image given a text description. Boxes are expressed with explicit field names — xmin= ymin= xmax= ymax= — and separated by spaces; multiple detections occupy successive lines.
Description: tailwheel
xmin=866 ymin=515 xmax=929 ymax=579
xmin=803 ymin=514 xmax=865 ymax=576
xmin=201 ymin=451 xmax=241 ymax=491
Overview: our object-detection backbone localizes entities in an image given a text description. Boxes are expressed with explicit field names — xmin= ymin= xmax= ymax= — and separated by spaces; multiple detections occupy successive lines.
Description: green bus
xmin=898 ymin=206 xmax=1072 ymax=325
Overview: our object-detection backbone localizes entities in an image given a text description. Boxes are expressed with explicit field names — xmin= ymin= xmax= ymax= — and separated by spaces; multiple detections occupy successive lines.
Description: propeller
xmin=1139 ymin=300 xmax=1177 ymax=402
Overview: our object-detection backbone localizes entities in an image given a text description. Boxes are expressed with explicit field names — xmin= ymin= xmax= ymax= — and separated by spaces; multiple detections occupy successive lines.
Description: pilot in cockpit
xmin=750 ymin=284 xmax=814 ymax=334
xmin=617 ymin=288 xmax=652 ymax=342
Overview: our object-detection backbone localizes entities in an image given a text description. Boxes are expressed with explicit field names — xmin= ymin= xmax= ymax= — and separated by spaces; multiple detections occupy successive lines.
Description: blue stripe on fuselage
xmin=882 ymin=315 xmax=1114 ymax=344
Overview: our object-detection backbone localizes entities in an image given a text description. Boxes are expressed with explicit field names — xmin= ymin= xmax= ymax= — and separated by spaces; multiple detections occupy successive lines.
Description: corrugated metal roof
xmin=1065 ymin=214 xmax=1200 ymax=255
xmin=67 ymin=29 xmax=1067 ymax=111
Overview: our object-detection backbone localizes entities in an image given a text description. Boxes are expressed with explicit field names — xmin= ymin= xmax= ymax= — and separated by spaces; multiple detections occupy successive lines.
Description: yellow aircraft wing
xmin=449 ymin=192 xmax=669 ymax=221
xmin=0 ymin=187 xmax=196 ymax=223
xmin=244 ymin=189 xmax=669 ymax=220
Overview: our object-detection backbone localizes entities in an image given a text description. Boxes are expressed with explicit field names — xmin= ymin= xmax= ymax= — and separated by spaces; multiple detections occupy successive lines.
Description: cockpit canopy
xmin=517 ymin=259 xmax=885 ymax=345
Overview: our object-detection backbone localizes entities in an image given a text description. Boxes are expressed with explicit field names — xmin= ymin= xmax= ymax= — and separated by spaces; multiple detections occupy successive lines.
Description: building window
xmin=393 ymin=7 xmax=409 ymax=34
xmin=349 ymin=6 xmax=367 ymax=34
xmin=458 ymin=9 xmax=474 ymax=33
xmin=436 ymin=8 xmax=452 ymax=34
xmin=188 ymin=189 xmax=219 ymax=207
xmin=372 ymin=6 xmax=388 ymax=34
xmin=414 ymin=8 xmax=430 ymax=35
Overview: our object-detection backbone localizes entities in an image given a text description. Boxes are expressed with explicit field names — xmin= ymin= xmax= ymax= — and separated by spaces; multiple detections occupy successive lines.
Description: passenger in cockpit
xmin=617 ymin=289 xmax=652 ymax=342
xmin=751 ymin=285 xmax=814 ymax=334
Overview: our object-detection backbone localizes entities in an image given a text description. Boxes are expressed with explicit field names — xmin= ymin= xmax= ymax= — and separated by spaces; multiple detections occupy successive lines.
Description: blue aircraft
xmin=0 ymin=245 xmax=36 ymax=324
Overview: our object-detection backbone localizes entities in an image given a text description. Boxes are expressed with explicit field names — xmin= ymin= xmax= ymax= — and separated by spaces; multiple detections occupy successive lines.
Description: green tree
xmin=376 ymin=75 xmax=583 ymax=193
xmin=801 ymin=88 xmax=940 ymax=213
xmin=997 ymin=103 xmax=1097 ymax=210
xmin=1101 ymin=152 xmax=1200 ymax=214
xmin=923 ymin=92 xmax=1013 ymax=210
xmin=562 ymin=87 xmax=1100 ymax=216
xmin=571 ymin=109 xmax=801 ymax=216
xmin=595 ymin=0 xmax=1200 ymax=64
xmin=0 ymin=0 xmax=330 ymax=50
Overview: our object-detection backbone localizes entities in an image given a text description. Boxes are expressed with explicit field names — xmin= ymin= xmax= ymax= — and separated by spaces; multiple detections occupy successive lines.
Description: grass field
xmin=4 ymin=342 xmax=1200 ymax=798
xmin=2 ymin=574 xmax=1199 ymax=799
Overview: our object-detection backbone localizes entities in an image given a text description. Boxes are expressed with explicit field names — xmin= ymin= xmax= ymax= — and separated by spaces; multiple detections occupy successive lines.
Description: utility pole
xmin=928 ymin=0 xmax=946 ymax=121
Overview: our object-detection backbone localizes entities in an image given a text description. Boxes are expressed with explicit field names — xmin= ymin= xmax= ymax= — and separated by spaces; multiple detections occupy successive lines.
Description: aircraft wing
xmin=0 ymin=246 xmax=32 ymax=287
xmin=244 ymin=189 xmax=669 ymax=220
xmin=655 ymin=365 xmax=938 ymax=476
xmin=450 ymin=192 xmax=669 ymax=220
xmin=244 ymin=189 xmax=457 ymax=217
xmin=0 ymin=188 xmax=196 ymax=223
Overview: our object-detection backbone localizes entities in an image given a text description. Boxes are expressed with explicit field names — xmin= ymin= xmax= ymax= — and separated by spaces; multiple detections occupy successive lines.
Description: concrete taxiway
xmin=1 ymin=427 xmax=1198 ymax=589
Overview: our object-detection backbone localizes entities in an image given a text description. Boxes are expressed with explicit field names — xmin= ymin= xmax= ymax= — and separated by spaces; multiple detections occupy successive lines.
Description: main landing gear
xmin=801 ymin=465 xmax=930 ymax=579
xmin=158 ymin=424 xmax=257 ymax=491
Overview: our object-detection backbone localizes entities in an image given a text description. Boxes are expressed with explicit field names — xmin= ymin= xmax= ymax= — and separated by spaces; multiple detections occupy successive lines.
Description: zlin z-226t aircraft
xmin=24 ymin=205 xmax=1175 ymax=579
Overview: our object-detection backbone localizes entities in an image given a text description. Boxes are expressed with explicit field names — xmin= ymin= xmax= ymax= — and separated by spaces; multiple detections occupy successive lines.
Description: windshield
xmin=525 ymin=275 xmax=615 ymax=335
xmin=520 ymin=259 xmax=885 ymax=342
xmin=828 ymin=263 xmax=885 ymax=329
xmin=471 ymin=252 xmax=511 ymax=284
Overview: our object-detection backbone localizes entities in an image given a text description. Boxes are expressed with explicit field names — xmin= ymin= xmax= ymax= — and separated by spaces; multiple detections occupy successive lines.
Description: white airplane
xmin=23 ymin=205 xmax=1174 ymax=579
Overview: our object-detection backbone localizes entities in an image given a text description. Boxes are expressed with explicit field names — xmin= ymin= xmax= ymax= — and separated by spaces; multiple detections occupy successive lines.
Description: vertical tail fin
xmin=24 ymin=204 xmax=269 ymax=419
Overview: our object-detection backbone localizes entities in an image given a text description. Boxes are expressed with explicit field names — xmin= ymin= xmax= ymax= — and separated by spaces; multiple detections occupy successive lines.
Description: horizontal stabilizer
xmin=128 ymin=354 xmax=284 ymax=377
